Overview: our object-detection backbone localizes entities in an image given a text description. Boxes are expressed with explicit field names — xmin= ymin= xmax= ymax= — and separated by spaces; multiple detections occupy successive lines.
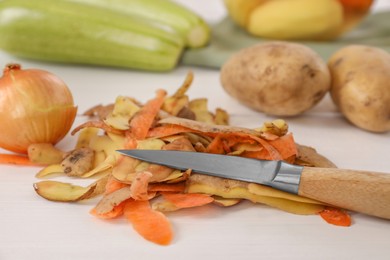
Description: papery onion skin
xmin=0 ymin=64 xmax=77 ymax=154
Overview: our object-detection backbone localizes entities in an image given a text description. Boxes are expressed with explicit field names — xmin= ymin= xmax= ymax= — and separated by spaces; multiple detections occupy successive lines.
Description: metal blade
xmin=117 ymin=149 xmax=303 ymax=194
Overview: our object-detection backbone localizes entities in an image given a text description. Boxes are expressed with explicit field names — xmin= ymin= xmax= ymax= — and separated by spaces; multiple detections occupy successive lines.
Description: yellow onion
xmin=0 ymin=64 xmax=77 ymax=154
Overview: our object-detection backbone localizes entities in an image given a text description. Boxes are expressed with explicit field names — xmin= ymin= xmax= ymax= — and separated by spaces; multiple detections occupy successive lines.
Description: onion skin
xmin=0 ymin=64 xmax=77 ymax=154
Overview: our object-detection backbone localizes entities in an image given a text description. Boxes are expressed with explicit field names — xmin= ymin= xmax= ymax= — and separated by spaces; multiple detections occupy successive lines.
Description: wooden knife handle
xmin=298 ymin=167 xmax=390 ymax=219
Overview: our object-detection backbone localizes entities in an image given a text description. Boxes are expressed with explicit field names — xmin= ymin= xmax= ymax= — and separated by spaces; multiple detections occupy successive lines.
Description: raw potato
xmin=220 ymin=42 xmax=331 ymax=116
xmin=328 ymin=45 xmax=390 ymax=133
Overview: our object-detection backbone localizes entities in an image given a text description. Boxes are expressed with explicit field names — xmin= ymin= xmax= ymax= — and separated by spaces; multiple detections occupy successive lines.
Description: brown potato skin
xmin=328 ymin=45 xmax=390 ymax=133
xmin=220 ymin=42 xmax=331 ymax=116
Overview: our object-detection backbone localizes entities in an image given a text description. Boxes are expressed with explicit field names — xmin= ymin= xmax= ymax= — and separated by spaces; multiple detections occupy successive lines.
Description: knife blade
xmin=117 ymin=149 xmax=390 ymax=220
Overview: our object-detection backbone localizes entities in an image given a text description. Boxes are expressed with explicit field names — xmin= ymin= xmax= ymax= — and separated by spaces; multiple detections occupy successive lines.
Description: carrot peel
xmin=129 ymin=89 xmax=167 ymax=140
xmin=124 ymin=199 xmax=173 ymax=246
xmin=130 ymin=171 xmax=153 ymax=200
xmin=104 ymin=177 xmax=128 ymax=195
xmin=0 ymin=153 xmax=41 ymax=166
xmin=319 ymin=207 xmax=352 ymax=227
xmin=162 ymin=193 xmax=214 ymax=209
xmin=90 ymin=203 xmax=125 ymax=219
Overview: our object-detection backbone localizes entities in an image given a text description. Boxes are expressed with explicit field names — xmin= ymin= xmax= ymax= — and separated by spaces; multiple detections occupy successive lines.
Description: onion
xmin=0 ymin=64 xmax=77 ymax=154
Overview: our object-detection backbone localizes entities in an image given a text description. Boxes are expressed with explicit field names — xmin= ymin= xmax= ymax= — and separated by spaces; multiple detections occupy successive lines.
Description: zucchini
xmin=0 ymin=0 xmax=185 ymax=71
xmin=69 ymin=0 xmax=210 ymax=48
xmin=69 ymin=0 xmax=211 ymax=48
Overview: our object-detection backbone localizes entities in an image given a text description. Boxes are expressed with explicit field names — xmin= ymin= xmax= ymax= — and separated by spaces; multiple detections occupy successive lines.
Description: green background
xmin=182 ymin=11 xmax=390 ymax=68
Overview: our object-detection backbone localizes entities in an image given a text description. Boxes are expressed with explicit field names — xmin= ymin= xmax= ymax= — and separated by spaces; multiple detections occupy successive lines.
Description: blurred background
xmin=175 ymin=0 xmax=390 ymax=24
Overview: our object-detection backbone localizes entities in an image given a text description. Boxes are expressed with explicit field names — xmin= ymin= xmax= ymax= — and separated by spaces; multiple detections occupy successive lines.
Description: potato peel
xmin=35 ymin=164 xmax=64 ymax=178
xmin=31 ymin=72 xmax=346 ymax=246
xmin=33 ymin=181 xmax=94 ymax=202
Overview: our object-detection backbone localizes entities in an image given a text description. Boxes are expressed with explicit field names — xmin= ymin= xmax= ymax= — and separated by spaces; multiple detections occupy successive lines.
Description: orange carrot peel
xmin=320 ymin=207 xmax=352 ymax=227
xmin=0 ymin=153 xmax=42 ymax=166
xmin=124 ymin=199 xmax=173 ymax=246
xmin=129 ymin=89 xmax=167 ymax=140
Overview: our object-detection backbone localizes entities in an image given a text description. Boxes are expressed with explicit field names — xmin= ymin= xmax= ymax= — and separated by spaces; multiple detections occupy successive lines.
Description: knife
xmin=117 ymin=149 xmax=390 ymax=220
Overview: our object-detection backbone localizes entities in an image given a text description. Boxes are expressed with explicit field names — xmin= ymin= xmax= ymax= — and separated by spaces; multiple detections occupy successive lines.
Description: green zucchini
xmin=69 ymin=0 xmax=211 ymax=48
xmin=0 ymin=0 xmax=185 ymax=71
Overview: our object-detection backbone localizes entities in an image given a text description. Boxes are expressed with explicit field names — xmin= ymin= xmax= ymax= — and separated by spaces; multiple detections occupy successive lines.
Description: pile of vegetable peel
xmin=2 ymin=72 xmax=351 ymax=246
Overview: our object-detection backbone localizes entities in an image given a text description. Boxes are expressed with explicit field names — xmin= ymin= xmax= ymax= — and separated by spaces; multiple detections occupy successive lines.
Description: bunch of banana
xmin=0 ymin=0 xmax=210 ymax=71
xmin=224 ymin=0 xmax=373 ymax=41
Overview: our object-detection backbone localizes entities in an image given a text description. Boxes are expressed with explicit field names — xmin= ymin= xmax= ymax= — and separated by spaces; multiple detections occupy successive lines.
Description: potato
xmin=328 ymin=45 xmax=390 ymax=133
xmin=220 ymin=42 xmax=331 ymax=116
